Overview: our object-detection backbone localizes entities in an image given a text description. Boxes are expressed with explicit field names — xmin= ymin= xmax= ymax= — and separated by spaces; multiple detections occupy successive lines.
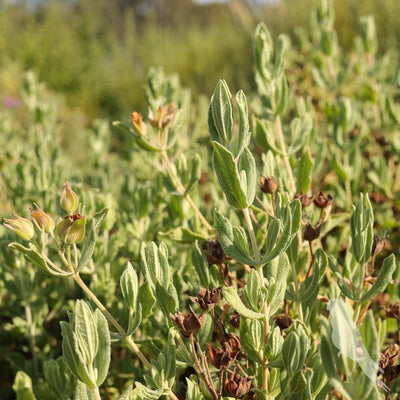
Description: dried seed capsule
xmin=371 ymin=234 xmax=386 ymax=256
xmin=260 ymin=176 xmax=278 ymax=194
xmin=204 ymin=239 xmax=226 ymax=264
xmin=313 ymin=191 xmax=333 ymax=209
xmin=295 ymin=193 xmax=314 ymax=208
xmin=303 ymin=223 xmax=321 ymax=242
xmin=224 ymin=371 xmax=252 ymax=398
xmin=207 ymin=342 xmax=238 ymax=369
xmin=169 ymin=306 xmax=205 ymax=337
xmin=190 ymin=287 xmax=222 ymax=310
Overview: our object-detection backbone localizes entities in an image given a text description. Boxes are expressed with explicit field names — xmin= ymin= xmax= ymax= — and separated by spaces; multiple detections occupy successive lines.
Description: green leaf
xmin=155 ymin=282 xmax=178 ymax=318
xmin=300 ymin=249 xmax=327 ymax=321
xmin=133 ymin=382 xmax=163 ymax=400
xmin=184 ymin=154 xmax=202 ymax=194
xmin=61 ymin=322 xmax=96 ymax=388
xmin=235 ymin=90 xmax=251 ymax=158
xmin=350 ymin=194 xmax=374 ymax=264
xmin=44 ymin=357 xmax=75 ymax=399
xmin=214 ymin=212 xmax=255 ymax=265
xmin=77 ymin=208 xmax=108 ymax=271
xmin=208 ymin=80 xmax=234 ymax=144
xmin=266 ymin=326 xmax=284 ymax=360
xmin=261 ymin=208 xmax=292 ymax=264
xmin=360 ymin=311 xmax=379 ymax=363
xmin=240 ymin=317 xmax=263 ymax=363
xmin=254 ymin=23 xmax=273 ymax=80
xmin=73 ymin=381 xmax=96 ymax=400
xmin=112 ymin=121 xmax=161 ymax=152
xmin=266 ymin=252 xmax=290 ymax=314
xmin=77 ymin=219 xmax=96 ymax=271
xmin=282 ymin=326 xmax=309 ymax=376
xmin=244 ymin=269 xmax=263 ymax=312
xmin=282 ymin=332 xmax=301 ymax=375
xmin=127 ymin=302 xmax=143 ymax=336
xmin=238 ymin=147 xmax=257 ymax=207
xmin=254 ymin=118 xmax=284 ymax=156
xmin=320 ymin=321 xmax=352 ymax=399
xmin=191 ymin=241 xmax=210 ymax=288
xmin=185 ymin=377 xmax=205 ymax=400
xmin=274 ymin=74 xmax=289 ymax=116
xmin=117 ymin=385 xmax=133 ymax=400
xmin=359 ymin=254 xmax=397 ymax=302
xmin=265 ymin=219 xmax=280 ymax=254
xmin=328 ymin=255 xmax=356 ymax=300
xmin=12 ymin=371 xmax=36 ymax=400
xmin=93 ymin=309 xmax=111 ymax=387
xmin=138 ymin=281 xmax=155 ymax=320
xmin=297 ymin=148 xmax=314 ymax=194
xmin=141 ymin=242 xmax=170 ymax=291
xmin=9 ymin=242 xmax=72 ymax=277
xmin=92 ymin=208 xmax=109 ymax=231
xmin=163 ymin=329 xmax=176 ymax=381
xmin=222 ymin=286 xmax=265 ymax=320
xmin=158 ymin=226 xmax=207 ymax=243
xmin=74 ymin=301 xmax=98 ymax=366
xmin=212 ymin=141 xmax=247 ymax=209
xmin=120 ymin=262 xmax=139 ymax=310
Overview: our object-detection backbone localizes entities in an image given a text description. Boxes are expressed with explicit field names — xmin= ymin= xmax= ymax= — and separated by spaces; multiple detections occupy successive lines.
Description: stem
xmin=343 ymin=153 xmax=353 ymax=210
xmin=93 ymin=386 xmax=101 ymax=400
xmin=167 ymin=391 xmax=180 ymax=400
xmin=189 ymin=335 xmax=218 ymax=400
xmin=73 ymin=273 xmax=152 ymax=370
xmin=274 ymin=116 xmax=296 ymax=197
xmin=161 ymin=151 xmax=214 ymax=233
xmin=242 ymin=208 xmax=261 ymax=264
xmin=255 ymin=196 xmax=276 ymax=219
xmin=269 ymin=84 xmax=296 ymax=197
xmin=327 ymin=56 xmax=336 ymax=83
xmin=24 ymin=299 xmax=39 ymax=381
xmin=290 ymin=262 xmax=304 ymax=322
xmin=18 ymin=271 xmax=39 ymax=381
xmin=242 ymin=208 xmax=270 ymax=397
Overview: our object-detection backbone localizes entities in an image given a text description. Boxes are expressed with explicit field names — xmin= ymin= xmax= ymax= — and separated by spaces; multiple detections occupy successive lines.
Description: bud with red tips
xmin=3 ymin=213 xmax=34 ymax=241
xmin=60 ymin=182 xmax=78 ymax=214
xmin=30 ymin=203 xmax=55 ymax=233
xmin=131 ymin=111 xmax=148 ymax=136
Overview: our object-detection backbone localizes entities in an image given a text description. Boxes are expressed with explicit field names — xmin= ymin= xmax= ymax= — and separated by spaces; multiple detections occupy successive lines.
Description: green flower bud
xmin=60 ymin=182 xmax=78 ymax=213
xmin=57 ymin=214 xmax=86 ymax=244
xmin=30 ymin=203 xmax=55 ymax=233
xmin=3 ymin=213 xmax=34 ymax=241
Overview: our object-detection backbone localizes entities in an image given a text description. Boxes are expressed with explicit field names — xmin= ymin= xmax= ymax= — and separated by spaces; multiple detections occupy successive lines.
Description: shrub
xmin=1 ymin=1 xmax=400 ymax=399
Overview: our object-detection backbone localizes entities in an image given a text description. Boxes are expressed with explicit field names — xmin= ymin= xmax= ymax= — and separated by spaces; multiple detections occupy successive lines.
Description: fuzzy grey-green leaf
xmin=208 ymin=80 xmax=234 ymax=144
xmin=212 ymin=141 xmax=247 ymax=209
xmin=120 ymin=262 xmax=139 ymax=310
xmin=222 ymin=286 xmax=265 ymax=320
xmin=359 ymin=254 xmax=397 ymax=302
xmin=93 ymin=309 xmax=111 ymax=386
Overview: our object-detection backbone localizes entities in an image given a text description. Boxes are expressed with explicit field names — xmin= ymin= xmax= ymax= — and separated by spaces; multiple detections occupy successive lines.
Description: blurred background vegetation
xmin=1 ymin=0 xmax=400 ymax=121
